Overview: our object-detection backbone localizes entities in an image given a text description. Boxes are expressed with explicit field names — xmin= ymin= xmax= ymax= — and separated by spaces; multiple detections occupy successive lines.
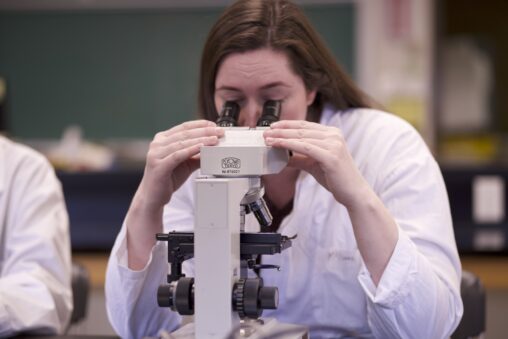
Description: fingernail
xmin=265 ymin=137 xmax=274 ymax=145
xmin=270 ymin=122 xmax=279 ymax=128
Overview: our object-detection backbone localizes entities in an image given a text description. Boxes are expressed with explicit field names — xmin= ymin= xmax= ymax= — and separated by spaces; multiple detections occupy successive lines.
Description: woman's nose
xmin=238 ymin=102 xmax=261 ymax=128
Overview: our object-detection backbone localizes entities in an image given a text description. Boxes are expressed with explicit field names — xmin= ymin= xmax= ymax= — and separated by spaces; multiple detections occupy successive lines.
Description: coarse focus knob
xmin=233 ymin=279 xmax=247 ymax=318
xmin=174 ymin=277 xmax=194 ymax=315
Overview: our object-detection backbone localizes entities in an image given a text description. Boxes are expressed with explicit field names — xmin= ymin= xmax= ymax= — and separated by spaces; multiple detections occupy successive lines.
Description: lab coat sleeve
xmin=105 ymin=177 xmax=196 ymax=339
xmin=357 ymin=126 xmax=463 ymax=339
xmin=0 ymin=151 xmax=72 ymax=336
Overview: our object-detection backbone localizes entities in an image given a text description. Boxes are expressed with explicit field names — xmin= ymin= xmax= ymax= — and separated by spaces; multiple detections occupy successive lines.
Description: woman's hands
xmin=264 ymin=120 xmax=370 ymax=209
xmin=264 ymin=120 xmax=398 ymax=284
xmin=126 ymin=120 xmax=224 ymax=270
xmin=136 ymin=120 xmax=224 ymax=213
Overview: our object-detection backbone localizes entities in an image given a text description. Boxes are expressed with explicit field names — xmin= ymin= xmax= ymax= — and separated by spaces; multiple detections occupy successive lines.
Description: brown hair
xmin=198 ymin=0 xmax=373 ymax=122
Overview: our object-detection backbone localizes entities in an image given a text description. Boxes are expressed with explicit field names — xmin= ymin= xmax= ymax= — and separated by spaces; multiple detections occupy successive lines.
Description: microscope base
xmin=168 ymin=318 xmax=308 ymax=339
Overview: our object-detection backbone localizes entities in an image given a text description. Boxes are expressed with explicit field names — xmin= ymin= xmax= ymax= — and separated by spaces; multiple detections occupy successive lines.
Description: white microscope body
xmin=156 ymin=102 xmax=307 ymax=339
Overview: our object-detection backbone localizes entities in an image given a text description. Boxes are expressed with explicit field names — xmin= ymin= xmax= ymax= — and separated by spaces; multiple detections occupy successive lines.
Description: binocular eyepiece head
xmin=216 ymin=100 xmax=282 ymax=127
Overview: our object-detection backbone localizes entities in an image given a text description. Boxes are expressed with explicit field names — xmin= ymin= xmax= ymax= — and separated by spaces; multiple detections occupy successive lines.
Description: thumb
xmin=287 ymin=153 xmax=314 ymax=173
xmin=187 ymin=157 xmax=200 ymax=173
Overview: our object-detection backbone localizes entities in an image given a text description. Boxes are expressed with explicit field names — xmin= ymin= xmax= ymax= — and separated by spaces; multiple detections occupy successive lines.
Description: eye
xmin=260 ymin=87 xmax=288 ymax=102
xmin=261 ymin=96 xmax=285 ymax=104
xmin=219 ymin=93 xmax=244 ymax=103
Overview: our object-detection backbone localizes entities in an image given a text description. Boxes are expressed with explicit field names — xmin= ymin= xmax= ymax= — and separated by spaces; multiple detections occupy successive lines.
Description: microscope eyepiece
xmin=216 ymin=101 xmax=240 ymax=127
xmin=257 ymin=100 xmax=282 ymax=127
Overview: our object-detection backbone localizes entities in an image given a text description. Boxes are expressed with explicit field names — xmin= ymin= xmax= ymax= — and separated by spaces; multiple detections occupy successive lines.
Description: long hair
xmin=198 ymin=0 xmax=373 ymax=122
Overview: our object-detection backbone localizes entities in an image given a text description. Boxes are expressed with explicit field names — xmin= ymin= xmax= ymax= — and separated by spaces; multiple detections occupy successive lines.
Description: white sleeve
xmin=105 ymin=226 xmax=182 ymax=339
xmin=105 ymin=177 xmax=196 ymax=339
xmin=357 ymin=128 xmax=463 ymax=339
xmin=0 ymin=153 xmax=72 ymax=336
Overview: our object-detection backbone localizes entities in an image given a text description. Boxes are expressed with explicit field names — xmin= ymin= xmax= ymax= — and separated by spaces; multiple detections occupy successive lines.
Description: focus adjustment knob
xmin=259 ymin=286 xmax=278 ymax=309
xmin=157 ymin=284 xmax=174 ymax=308
xmin=232 ymin=277 xmax=279 ymax=319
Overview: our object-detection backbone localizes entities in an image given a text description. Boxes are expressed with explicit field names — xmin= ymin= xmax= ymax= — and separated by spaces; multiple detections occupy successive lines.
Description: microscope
xmin=156 ymin=101 xmax=308 ymax=338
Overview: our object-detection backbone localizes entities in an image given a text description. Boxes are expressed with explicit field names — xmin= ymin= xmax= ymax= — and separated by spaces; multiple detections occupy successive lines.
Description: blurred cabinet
xmin=58 ymin=170 xmax=141 ymax=251
xmin=60 ymin=167 xmax=508 ymax=254
xmin=443 ymin=166 xmax=507 ymax=254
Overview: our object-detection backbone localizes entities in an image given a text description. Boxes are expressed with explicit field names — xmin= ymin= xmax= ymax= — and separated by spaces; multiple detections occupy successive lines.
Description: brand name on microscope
xmin=221 ymin=157 xmax=241 ymax=173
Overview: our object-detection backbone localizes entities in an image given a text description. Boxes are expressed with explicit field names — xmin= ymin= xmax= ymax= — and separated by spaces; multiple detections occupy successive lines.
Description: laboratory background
xmin=0 ymin=0 xmax=506 ymax=337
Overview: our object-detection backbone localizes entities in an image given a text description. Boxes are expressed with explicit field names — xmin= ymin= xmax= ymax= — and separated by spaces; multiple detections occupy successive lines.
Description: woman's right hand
xmin=135 ymin=120 xmax=224 ymax=213
xmin=126 ymin=120 xmax=224 ymax=269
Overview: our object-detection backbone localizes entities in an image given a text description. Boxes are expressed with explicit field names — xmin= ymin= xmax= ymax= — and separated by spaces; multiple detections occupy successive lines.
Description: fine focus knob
xmin=157 ymin=284 xmax=174 ymax=308
xmin=157 ymin=278 xmax=194 ymax=315
xmin=259 ymin=286 xmax=278 ymax=309
xmin=233 ymin=278 xmax=279 ymax=319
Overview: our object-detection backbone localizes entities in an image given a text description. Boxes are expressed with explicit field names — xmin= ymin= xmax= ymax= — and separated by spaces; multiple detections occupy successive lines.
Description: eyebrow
xmin=216 ymin=81 xmax=291 ymax=92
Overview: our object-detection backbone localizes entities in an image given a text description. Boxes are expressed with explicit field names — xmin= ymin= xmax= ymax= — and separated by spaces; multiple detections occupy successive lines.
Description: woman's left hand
xmin=266 ymin=120 xmax=399 ymax=284
xmin=264 ymin=120 xmax=370 ymax=208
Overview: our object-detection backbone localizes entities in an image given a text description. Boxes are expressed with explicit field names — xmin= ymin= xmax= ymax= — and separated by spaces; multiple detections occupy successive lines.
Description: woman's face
xmin=214 ymin=48 xmax=316 ymax=127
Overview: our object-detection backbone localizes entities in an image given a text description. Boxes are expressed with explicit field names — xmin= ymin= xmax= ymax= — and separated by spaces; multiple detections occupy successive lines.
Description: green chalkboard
xmin=0 ymin=5 xmax=354 ymax=139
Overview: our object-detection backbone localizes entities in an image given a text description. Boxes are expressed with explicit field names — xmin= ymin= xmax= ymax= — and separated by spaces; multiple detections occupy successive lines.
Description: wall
xmin=0 ymin=4 xmax=355 ymax=139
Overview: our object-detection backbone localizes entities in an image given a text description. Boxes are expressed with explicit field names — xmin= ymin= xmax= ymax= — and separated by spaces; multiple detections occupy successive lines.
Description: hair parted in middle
xmin=198 ymin=0 xmax=373 ymax=122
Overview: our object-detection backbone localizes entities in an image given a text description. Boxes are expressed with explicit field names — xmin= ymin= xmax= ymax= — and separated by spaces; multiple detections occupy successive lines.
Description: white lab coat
xmin=106 ymin=107 xmax=463 ymax=338
xmin=0 ymin=136 xmax=72 ymax=336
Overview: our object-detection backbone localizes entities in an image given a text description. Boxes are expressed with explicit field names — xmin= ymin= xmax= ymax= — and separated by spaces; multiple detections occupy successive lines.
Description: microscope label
xmin=222 ymin=157 xmax=241 ymax=169
xmin=221 ymin=157 xmax=241 ymax=174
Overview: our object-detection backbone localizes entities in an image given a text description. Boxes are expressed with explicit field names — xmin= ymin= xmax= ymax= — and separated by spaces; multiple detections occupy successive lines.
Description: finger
xmin=267 ymin=136 xmax=336 ymax=152
xmin=286 ymin=153 xmax=315 ymax=172
xmin=164 ymin=120 xmax=216 ymax=136
xmin=266 ymin=137 xmax=331 ymax=164
xmin=160 ymin=142 xmax=204 ymax=173
xmin=270 ymin=120 xmax=329 ymax=131
xmin=164 ymin=126 xmax=224 ymax=145
xmin=185 ymin=157 xmax=200 ymax=173
xmin=294 ymin=137 xmax=340 ymax=150
xmin=154 ymin=135 xmax=219 ymax=160
xmin=264 ymin=128 xmax=333 ymax=140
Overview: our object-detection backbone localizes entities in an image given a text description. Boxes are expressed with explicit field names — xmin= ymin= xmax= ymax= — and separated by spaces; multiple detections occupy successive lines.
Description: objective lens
xmin=257 ymin=100 xmax=281 ymax=127
xmin=216 ymin=101 xmax=240 ymax=127
xmin=248 ymin=197 xmax=273 ymax=228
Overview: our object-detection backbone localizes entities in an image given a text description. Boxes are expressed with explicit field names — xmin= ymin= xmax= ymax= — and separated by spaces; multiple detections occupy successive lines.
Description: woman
xmin=106 ymin=1 xmax=463 ymax=338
